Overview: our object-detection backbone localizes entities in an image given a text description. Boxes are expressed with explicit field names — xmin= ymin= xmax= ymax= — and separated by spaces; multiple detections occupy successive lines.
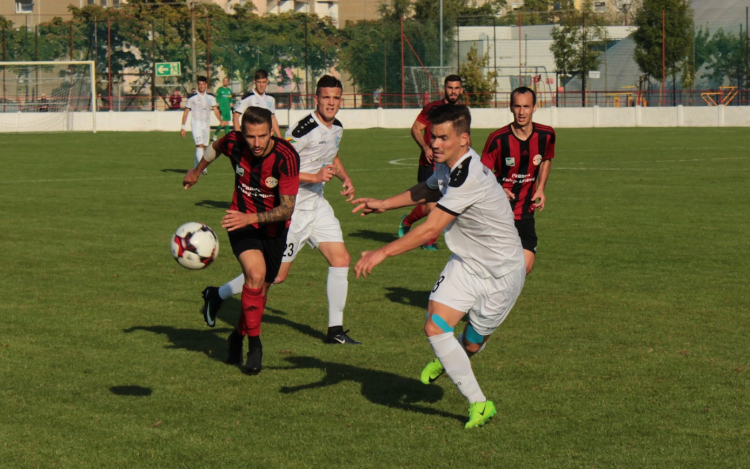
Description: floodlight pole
xmin=439 ymin=0 xmax=443 ymax=69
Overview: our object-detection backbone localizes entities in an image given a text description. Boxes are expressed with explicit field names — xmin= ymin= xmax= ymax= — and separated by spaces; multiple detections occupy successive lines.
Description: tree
xmin=698 ymin=28 xmax=747 ymax=88
xmin=458 ymin=44 xmax=497 ymax=107
xmin=632 ymin=0 xmax=693 ymax=83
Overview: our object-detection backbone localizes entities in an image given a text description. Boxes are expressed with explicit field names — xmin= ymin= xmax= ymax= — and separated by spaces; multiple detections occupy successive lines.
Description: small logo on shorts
xmin=505 ymin=157 xmax=515 ymax=167
xmin=533 ymin=154 xmax=542 ymax=166
xmin=265 ymin=176 xmax=279 ymax=188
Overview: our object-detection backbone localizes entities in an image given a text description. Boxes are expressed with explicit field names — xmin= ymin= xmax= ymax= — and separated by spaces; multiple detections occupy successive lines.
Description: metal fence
xmin=2 ymin=4 xmax=750 ymax=111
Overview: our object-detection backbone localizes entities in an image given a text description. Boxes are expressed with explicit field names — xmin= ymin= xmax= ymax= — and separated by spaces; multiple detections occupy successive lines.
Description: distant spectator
xmin=96 ymin=93 xmax=104 ymax=111
xmin=39 ymin=94 xmax=49 ymax=113
xmin=169 ymin=89 xmax=183 ymax=111
xmin=373 ymin=86 xmax=382 ymax=108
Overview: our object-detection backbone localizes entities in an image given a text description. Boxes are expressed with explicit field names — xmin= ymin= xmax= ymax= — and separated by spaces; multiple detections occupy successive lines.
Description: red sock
xmin=238 ymin=285 xmax=264 ymax=337
xmin=425 ymin=235 xmax=439 ymax=246
xmin=404 ymin=204 xmax=427 ymax=226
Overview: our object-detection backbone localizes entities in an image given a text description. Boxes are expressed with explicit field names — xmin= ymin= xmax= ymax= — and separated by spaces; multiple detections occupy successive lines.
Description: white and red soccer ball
xmin=171 ymin=222 xmax=219 ymax=270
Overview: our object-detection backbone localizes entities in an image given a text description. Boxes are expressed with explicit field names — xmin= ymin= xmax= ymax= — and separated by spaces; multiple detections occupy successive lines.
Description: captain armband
xmin=203 ymin=143 xmax=218 ymax=163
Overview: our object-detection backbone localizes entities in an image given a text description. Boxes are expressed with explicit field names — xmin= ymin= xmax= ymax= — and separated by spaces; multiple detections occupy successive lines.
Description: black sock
xmin=327 ymin=325 xmax=344 ymax=336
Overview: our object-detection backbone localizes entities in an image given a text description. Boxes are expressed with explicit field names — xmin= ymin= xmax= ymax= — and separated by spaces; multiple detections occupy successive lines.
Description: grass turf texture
xmin=1 ymin=128 xmax=748 ymax=468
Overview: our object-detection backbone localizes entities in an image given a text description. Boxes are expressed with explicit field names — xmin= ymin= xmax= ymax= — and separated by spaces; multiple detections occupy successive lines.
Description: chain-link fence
xmin=2 ymin=3 xmax=750 ymax=111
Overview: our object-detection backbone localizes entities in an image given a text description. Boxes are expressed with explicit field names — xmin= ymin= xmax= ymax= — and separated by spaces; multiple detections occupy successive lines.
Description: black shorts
xmin=417 ymin=165 xmax=434 ymax=183
xmin=514 ymin=218 xmax=538 ymax=254
xmin=228 ymin=228 xmax=288 ymax=283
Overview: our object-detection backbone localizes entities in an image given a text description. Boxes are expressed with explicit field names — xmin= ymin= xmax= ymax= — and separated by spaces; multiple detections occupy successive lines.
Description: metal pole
xmin=401 ymin=16 xmax=405 ymax=109
xmin=108 ymin=17 xmax=112 ymax=109
xmin=384 ymin=40 xmax=387 ymax=104
xmin=304 ymin=13 xmax=309 ymax=108
xmin=518 ymin=11 xmax=522 ymax=86
xmin=35 ymin=25 xmax=39 ymax=99
xmin=206 ymin=16 xmax=210 ymax=82
xmin=582 ymin=12 xmax=586 ymax=107
xmin=2 ymin=26 xmax=5 ymax=114
xmin=439 ymin=0 xmax=443 ymax=69
xmin=191 ymin=3 xmax=197 ymax=86
xmin=662 ymin=9 xmax=666 ymax=107
xmin=151 ymin=21 xmax=155 ymax=111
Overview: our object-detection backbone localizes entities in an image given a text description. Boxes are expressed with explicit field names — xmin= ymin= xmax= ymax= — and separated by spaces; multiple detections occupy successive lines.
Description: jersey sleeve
xmin=436 ymin=173 xmax=483 ymax=217
xmin=278 ymin=149 xmax=300 ymax=196
xmin=185 ymin=95 xmax=195 ymax=110
xmin=543 ymin=131 xmax=556 ymax=160
xmin=285 ymin=123 xmax=313 ymax=154
xmin=415 ymin=105 xmax=431 ymax=126
xmin=480 ymin=135 xmax=501 ymax=174
xmin=209 ymin=95 xmax=218 ymax=108
xmin=216 ymin=131 xmax=241 ymax=157
xmin=234 ymin=98 xmax=248 ymax=115
xmin=425 ymin=171 xmax=440 ymax=190
xmin=268 ymin=96 xmax=276 ymax=114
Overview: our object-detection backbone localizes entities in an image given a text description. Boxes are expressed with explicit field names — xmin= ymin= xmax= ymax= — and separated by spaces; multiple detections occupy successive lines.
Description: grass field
xmin=1 ymin=126 xmax=748 ymax=468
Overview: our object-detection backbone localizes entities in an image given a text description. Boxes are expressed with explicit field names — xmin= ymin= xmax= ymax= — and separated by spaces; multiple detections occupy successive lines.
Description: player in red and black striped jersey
xmin=481 ymin=86 xmax=555 ymax=275
xmin=183 ymin=106 xmax=300 ymax=374
xmin=398 ymin=75 xmax=465 ymax=251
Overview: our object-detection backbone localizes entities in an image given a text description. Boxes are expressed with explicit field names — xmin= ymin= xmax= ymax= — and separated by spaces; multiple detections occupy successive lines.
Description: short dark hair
xmin=197 ymin=75 xmax=207 ymax=84
xmin=427 ymin=104 xmax=471 ymax=136
xmin=241 ymin=106 xmax=273 ymax=133
xmin=511 ymin=86 xmax=536 ymax=106
xmin=316 ymin=75 xmax=343 ymax=95
xmin=444 ymin=75 xmax=462 ymax=86
xmin=254 ymin=69 xmax=269 ymax=81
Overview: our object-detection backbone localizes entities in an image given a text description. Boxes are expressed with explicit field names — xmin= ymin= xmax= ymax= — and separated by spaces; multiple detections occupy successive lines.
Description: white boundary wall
xmin=2 ymin=105 xmax=750 ymax=131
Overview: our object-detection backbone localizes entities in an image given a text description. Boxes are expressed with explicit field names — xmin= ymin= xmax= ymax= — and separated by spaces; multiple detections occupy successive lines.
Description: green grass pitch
xmin=1 ymin=127 xmax=748 ymax=468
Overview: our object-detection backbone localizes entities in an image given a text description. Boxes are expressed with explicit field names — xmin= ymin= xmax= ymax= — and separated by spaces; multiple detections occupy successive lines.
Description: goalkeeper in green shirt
xmin=213 ymin=77 xmax=234 ymax=141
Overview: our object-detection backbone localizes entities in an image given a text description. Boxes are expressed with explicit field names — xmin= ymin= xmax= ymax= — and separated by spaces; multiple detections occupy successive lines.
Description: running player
xmin=352 ymin=104 xmax=525 ymax=429
xmin=213 ymin=77 xmax=233 ymax=141
xmin=180 ymin=76 xmax=222 ymax=174
xmin=481 ymin=86 xmax=555 ymax=275
xmin=201 ymin=75 xmax=359 ymax=345
xmin=183 ymin=106 xmax=300 ymax=375
xmin=233 ymin=69 xmax=282 ymax=138
xmin=398 ymin=75 xmax=465 ymax=251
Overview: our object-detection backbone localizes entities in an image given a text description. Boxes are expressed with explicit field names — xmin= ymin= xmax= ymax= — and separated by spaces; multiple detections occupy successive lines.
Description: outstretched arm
xmin=411 ymin=119 xmax=433 ymax=163
xmin=351 ymin=182 xmax=440 ymax=216
xmin=222 ymin=194 xmax=296 ymax=231
xmin=332 ymin=155 xmax=355 ymax=201
xmin=531 ymin=160 xmax=552 ymax=211
xmin=183 ymin=140 xmax=220 ymax=188
xmin=355 ymin=207 xmax=455 ymax=278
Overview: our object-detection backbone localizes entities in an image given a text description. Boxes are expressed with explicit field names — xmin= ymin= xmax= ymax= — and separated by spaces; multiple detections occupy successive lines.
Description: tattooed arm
xmin=221 ymin=194 xmax=296 ymax=232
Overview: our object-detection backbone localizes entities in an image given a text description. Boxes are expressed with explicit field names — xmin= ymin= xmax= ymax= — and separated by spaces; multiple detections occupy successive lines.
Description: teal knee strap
xmin=464 ymin=324 xmax=484 ymax=344
xmin=430 ymin=314 xmax=454 ymax=333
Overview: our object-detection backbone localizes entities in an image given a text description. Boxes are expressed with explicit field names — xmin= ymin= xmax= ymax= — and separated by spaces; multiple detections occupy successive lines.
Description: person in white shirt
xmin=232 ymin=69 xmax=282 ymax=138
xmin=201 ymin=75 xmax=360 ymax=345
xmin=180 ymin=75 xmax=222 ymax=174
xmin=351 ymin=104 xmax=526 ymax=430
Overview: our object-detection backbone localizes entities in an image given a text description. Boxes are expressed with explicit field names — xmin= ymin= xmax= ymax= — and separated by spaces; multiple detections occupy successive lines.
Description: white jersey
xmin=234 ymin=90 xmax=276 ymax=116
xmin=285 ymin=112 xmax=343 ymax=210
xmin=427 ymin=148 xmax=524 ymax=279
xmin=185 ymin=91 xmax=217 ymax=128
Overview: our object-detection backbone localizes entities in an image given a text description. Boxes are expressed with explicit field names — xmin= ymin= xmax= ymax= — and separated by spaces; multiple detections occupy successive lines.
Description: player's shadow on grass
xmin=384 ymin=287 xmax=430 ymax=309
xmin=219 ymin=298 xmax=327 ymax=342
xmin=110 ymin=385 xmax=153 ymax=397
xmin=272 ymin=356 xmax=464 ymax=422
xmin=195 ymin=199 xmax=230 ymax=210
xmin=347 ymin=229 xmax=398 ymax=244
xmin=123 ymin=325 xmax=234 ymax=364
xmin=160 ymin=168 xmax=188 ymax=174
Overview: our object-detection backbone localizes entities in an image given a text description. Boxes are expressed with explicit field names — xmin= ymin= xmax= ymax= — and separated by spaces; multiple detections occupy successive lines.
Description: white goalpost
xmin=0 ymin=60 xmax=97 ymax=133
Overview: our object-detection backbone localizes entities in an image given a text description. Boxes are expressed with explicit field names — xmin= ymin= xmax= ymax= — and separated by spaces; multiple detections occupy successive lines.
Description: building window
xmin=16 ymin=0 xmax=34 ymax=14
xmin=101 ymin=0 xmax=107 ymax=7
xmin=594 ymin=1 xmax=606 ymax=12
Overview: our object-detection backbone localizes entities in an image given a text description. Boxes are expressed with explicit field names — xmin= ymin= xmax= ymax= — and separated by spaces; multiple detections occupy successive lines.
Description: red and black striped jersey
xmin=481 ymin=123 xmax=556 ymax=220
xmin=416 ymin=100 xmax=446 ymax=167
xmin=216 ymin=131 xmax=300 ymax=237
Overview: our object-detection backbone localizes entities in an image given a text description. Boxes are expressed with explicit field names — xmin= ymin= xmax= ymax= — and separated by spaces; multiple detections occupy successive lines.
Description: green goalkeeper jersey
xmin=215 ymin=86 xmax=233 ymax=112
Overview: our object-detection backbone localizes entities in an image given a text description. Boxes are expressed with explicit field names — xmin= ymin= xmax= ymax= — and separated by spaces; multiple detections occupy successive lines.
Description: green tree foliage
xmin=691 ymin=27 xmax=749 ymax=88
xmin=550 ymin=1 xmax=609 ymax=80
xmin=458 ymin=44 xmax=498 ymax=107
xmin=632 ymin=0 xmax=693 ymax=81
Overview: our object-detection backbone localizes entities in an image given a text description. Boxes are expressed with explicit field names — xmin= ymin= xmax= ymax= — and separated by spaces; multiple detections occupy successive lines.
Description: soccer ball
xmin=171 ymin=222 xmax=219 ymax=270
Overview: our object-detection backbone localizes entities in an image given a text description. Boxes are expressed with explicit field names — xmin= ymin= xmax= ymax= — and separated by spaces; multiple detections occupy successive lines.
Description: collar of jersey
xmin=447 ymin=148 xmax=476 ymax=173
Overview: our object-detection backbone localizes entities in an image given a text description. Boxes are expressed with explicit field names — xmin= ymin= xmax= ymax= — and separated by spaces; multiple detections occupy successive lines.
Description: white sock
xmin=194 ymin=147 xmax=204 ymax=168
xmin=428 ymin=332 xmax=486 ymax=403
xmin=219 ymin=274 xmax=245 ymax=300
xmin=326 ymin=267 xmax=348 ymax=327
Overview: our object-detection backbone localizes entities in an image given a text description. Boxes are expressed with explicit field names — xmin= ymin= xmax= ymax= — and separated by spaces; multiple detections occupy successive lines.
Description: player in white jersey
xmin=351 ymin=104 xmax=526 ymax=429
xmin=201 ymin=75 xmax=360 ymax=345
xmin=232 ymin=69 xmax=282 ymax=138
xmin=180 ymin=75 xmax=221 ymax=174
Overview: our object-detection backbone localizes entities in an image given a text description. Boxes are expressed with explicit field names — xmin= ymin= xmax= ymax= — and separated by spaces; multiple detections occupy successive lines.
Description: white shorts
xmin=192 ymin=125 xmax=210 ymax=146
xmin=282 ymin=198 xmax=343 ymax=262
xmin=429 ymin=255 xmax=526 ymax=337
